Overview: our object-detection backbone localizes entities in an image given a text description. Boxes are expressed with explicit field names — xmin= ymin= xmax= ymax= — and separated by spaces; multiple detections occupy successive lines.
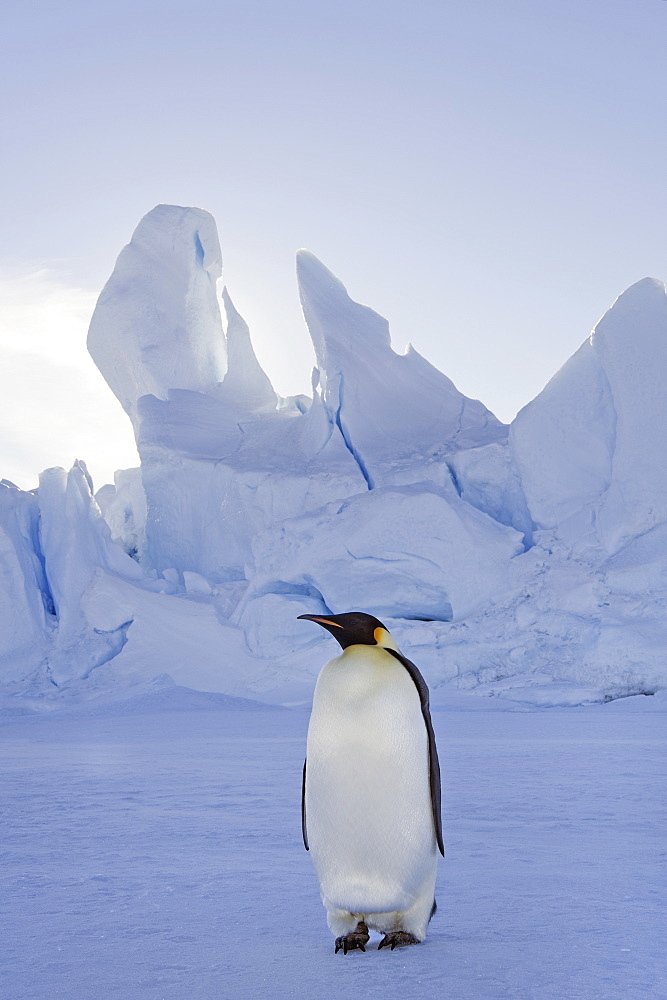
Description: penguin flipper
xmin=301 ymin=758 xmax=309 ymax=850
xmin=385 ymin=648 xmax=445 ymax=857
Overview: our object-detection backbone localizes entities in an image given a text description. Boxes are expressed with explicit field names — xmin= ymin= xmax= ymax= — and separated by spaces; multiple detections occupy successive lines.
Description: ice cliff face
xmin=2 ymin=204 xmax=667 ymax=708
xmin=296 ymin=250 xmax=506 ymax=488
xmin=512 ymin=278 xmax=667 ymax=556
xmin=0 ymin=481 xmax=51 ymax=682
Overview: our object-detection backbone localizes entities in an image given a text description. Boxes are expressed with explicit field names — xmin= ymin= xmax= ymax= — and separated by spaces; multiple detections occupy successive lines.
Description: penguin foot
xmin=378 ymin=931 xmax=420 ymax=950
xmin=334 ymin=921 xmax=370 ymax=954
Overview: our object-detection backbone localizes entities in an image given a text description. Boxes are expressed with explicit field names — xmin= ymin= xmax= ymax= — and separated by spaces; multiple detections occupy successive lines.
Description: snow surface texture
xmin=3 ymin=203 xmax=667 ymax=707
xmin=2 ymin=699 xmax=665 ymax=1000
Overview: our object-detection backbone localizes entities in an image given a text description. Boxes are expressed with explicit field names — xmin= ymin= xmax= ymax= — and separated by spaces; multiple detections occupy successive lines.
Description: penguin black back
xmin=383 ymin=646 xmax=444 ymax=858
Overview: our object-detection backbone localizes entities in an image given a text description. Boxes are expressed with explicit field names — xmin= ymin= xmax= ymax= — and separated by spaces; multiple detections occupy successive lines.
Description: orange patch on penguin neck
xmin=374 ymin=627 xmax=399 ymax=649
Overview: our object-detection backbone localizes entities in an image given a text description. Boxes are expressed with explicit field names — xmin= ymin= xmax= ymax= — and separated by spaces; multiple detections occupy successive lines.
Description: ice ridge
xmin=2 ymin=206 xmax=667 ymax=708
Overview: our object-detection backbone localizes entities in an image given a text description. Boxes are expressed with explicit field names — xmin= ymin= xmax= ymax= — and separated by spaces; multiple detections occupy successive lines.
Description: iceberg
xmin=2 ymin=204 xmax=667 ymax=708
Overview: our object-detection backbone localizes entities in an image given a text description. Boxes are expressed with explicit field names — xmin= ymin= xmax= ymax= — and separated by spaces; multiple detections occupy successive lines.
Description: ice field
xmin=2 ymin=203 xmax=667 ymax=999
xmin=3 ymin=693 xmax=665 ymax=1000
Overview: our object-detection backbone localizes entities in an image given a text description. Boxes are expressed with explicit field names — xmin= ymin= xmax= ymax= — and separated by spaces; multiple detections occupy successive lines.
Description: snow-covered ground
xmin=3 ymin=692 xmax=664 ymax=1000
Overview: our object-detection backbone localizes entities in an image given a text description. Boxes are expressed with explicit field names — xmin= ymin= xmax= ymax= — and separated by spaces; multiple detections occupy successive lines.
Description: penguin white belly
xmin=305 ymin=644 xmax=436 ymax=917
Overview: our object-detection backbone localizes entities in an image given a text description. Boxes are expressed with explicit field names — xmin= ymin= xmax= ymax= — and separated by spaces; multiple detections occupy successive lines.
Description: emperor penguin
xmin=298 ymin=611 xmax=444 ymax=953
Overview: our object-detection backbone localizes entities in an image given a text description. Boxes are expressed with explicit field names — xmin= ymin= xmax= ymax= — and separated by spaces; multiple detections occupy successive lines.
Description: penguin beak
xmin=297 ymin=614 xmax=344 ymax=628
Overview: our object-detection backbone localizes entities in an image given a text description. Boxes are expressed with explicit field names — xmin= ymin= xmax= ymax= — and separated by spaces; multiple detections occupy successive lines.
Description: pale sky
xmin=1 ymin=0 xmax=666 ymax=490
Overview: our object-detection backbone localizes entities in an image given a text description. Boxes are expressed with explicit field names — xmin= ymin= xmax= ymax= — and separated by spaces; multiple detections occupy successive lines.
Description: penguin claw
xmin=334 ymin=921 xmax=369 ymax=954
xmin=378 ymin=931 xmax=420 ymax=950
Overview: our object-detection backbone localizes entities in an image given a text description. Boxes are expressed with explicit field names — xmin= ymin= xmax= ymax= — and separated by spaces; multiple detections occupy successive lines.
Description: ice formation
xmin=87 ymin=205 xmax=227 ymax=429
xmin=2 ymin=204 xmax=667 ymax=708
xmin=296 ymin=250 xmax=506 ymax=488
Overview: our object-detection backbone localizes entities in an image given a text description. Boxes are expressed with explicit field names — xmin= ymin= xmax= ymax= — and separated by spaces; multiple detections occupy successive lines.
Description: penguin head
xmin=297 ymin=611 xmax=398 ymax=650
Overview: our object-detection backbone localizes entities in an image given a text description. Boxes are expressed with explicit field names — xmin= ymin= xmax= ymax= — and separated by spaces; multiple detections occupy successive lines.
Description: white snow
xmin=2 ymin=697 xmax=664 ymax=1000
